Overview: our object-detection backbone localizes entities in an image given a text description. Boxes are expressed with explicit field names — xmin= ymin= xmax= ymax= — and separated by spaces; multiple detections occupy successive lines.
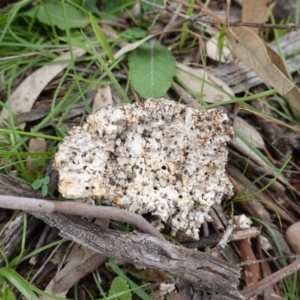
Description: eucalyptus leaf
xmin=22 ymin=0 xmax=89 ymax=30
xmin=128 ymin=41 xmax=176 ymax=98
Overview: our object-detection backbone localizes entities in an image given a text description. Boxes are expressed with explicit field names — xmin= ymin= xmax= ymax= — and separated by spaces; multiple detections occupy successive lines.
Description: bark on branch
xmin=0 ymin=173 xmax=243 ymax=299
xmin=33 ymin=211 xmax=243 ymax=299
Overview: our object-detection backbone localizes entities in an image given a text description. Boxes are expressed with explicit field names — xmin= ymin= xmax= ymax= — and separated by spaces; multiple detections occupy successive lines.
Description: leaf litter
xmin=1 ymin=0 xmax=300 ymax=299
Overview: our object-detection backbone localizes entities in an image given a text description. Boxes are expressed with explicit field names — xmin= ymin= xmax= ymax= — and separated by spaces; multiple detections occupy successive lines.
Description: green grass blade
xmin=0 ymin=268 xmax=39 ymax=300
xmin=90 ymin=12 xmax=116 ymax=64
xmin=179 ymin=0 xmax=194 ymax=49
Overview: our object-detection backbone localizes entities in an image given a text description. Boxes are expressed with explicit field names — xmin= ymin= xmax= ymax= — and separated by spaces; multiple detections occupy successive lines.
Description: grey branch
xmin=0 ymin=195 xmax=164 ymax=240
xmin=0 ymin=173 xmax=243 ymax=298
xmin=34 ymin=211 xmax=244 ymax=300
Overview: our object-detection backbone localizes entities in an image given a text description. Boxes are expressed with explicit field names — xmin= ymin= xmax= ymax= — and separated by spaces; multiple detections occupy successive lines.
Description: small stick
xmin=241 ymin=257 xmax=300 ymax=298
xmin=212 ymin=224 xmax=235 ymax=257
xmin=0 ymin=195 xmax=165 ymax=240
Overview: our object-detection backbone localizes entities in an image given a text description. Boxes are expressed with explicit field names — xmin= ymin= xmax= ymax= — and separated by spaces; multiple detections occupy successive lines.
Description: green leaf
xmin=128 ymin=41 xmax=176 ymax=98
xmin=32 ymin=179 xmax=43 ymax=190
xmin=41 ymin=184 xmax=48 ymax=197
xmin=109 ymin=258 xmax=152 ymax=300
xmin=43 ymin=176 xmax=50 ymax=185
xmin=108 ymin=276 xmax=132 ymax=300
xmin=22 ymin=0 xmax=90 ymax=30
xmin=1 ymin=285 xmax=17 ymax=300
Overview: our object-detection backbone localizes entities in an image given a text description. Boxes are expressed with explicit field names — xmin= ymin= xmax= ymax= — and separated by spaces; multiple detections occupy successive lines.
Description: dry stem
xmin=0 ymin=195 xmax=165 ymax=240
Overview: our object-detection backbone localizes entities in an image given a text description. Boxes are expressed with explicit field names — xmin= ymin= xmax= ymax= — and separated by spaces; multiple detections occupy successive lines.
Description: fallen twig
xmin=0 ymin=195 xmax=165 ymax=240
xmin=35 ymin=211 xmax=244 ymax=299
xmin=212 ymin=224 xmax=236 ymax=257
xmin=0 ymin=174 xmax=243 ymax=298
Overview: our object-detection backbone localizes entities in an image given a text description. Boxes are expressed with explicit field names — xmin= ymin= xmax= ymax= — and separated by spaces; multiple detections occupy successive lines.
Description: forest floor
xmin=0 ymin=1 xmax=300 ymax=299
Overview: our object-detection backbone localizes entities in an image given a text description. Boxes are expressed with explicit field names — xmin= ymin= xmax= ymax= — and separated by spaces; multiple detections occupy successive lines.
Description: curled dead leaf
xmin=227 ymin=27 xmax=300 ymax=115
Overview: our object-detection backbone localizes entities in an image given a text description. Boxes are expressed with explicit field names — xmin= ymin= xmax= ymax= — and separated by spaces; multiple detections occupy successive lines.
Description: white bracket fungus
xmin=53 ymin=98 xmax=234 ymax=240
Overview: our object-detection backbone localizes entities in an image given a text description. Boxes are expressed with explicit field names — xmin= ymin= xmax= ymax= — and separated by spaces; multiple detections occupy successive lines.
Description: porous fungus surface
xmin=53 ymin=98 xmax=234 ymax=239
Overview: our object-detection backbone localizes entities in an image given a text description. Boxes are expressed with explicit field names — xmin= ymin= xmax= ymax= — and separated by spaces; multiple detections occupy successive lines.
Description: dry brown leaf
xmin=227 ymin=27 xmax=300 ymax=114
xmin=242 ymin=0 xmax=271 ymax=34
xmin=1 ymin=48 xmax=86 ymax=128
xmin=176 ymin=63 xmax=234 ymax=103
xmin=234 ymin=116 xmax=265 ymax=149
xmin=234 ymin=116 xmax=275 ymax=162
xmin=41 ymin=244 xmax=99 ymax=299
xmin=92 ymin=86 xmax=114 ymax=113
xmin=26 ymin=138 xmax=47 ymax=174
